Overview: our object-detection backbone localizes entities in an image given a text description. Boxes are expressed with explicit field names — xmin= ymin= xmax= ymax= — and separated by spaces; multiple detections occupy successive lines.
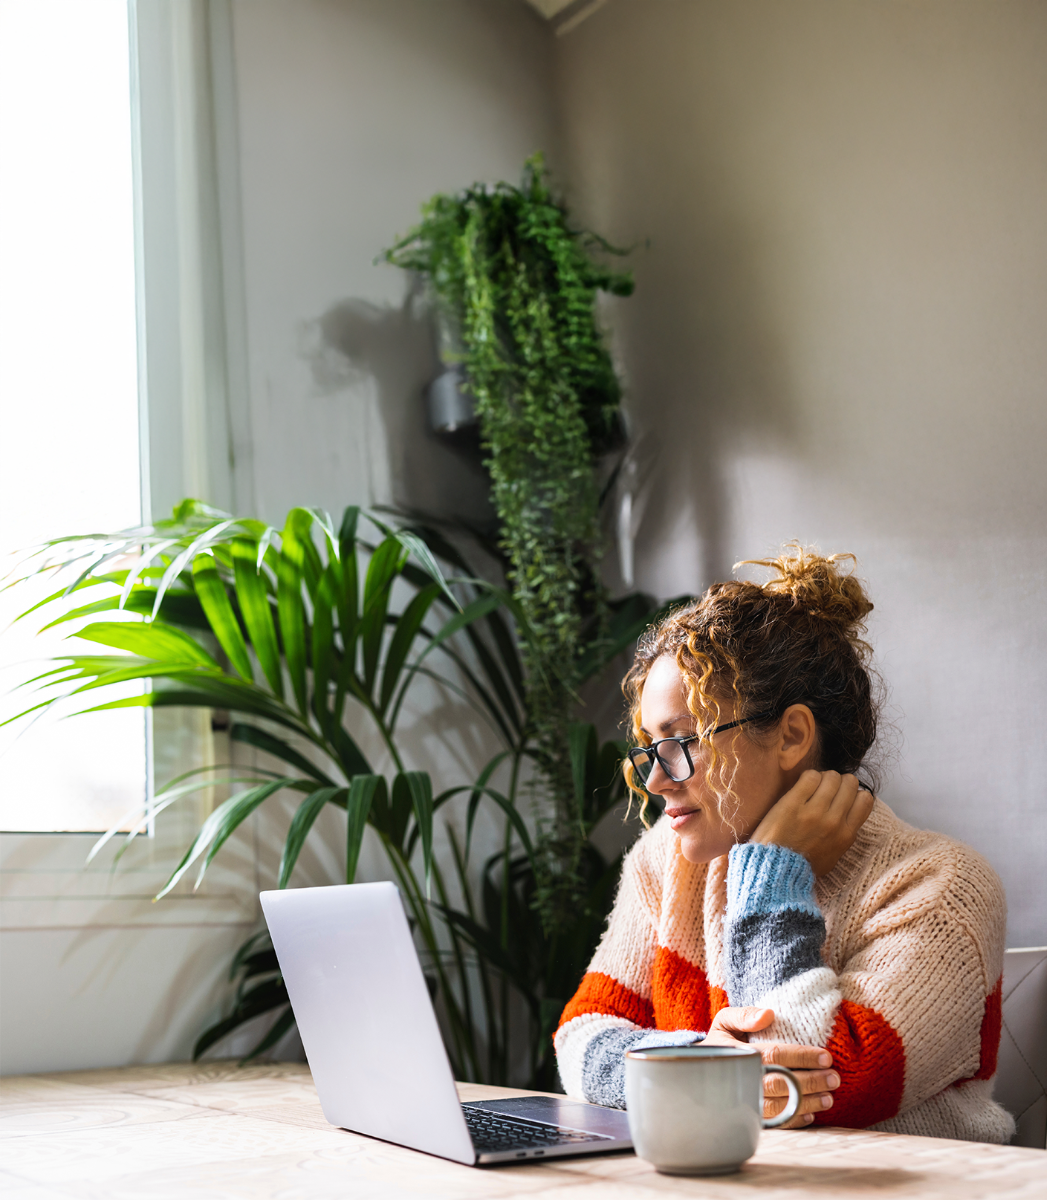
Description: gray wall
xmin=555 ymin=0 xmax=1047 ymax=944
xmin=228 ymin=0 xmax=558 ymax=528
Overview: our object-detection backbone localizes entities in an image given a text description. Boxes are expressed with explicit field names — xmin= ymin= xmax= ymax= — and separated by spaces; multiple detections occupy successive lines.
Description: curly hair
xmin=623 ymin=544 xmax=881 ymax=825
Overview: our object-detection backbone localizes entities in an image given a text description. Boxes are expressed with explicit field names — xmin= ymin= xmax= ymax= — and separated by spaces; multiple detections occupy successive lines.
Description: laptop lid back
xmin=260 ymin=882 xmax=475 ymax=1165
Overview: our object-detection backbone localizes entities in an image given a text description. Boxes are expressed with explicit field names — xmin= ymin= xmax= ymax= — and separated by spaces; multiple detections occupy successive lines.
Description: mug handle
xmin=761 ymin=1064 xmax=803 ymax=1128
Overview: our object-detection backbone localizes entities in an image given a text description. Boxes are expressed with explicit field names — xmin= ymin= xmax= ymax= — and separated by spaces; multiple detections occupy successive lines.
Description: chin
xmin=676 ymin=827 xmax=738 ymax=864
xmin=678 ymin=836 xmax=719 ymax=864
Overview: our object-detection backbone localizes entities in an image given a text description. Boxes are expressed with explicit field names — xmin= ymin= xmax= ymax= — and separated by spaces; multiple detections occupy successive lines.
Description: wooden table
xmin=1 ymin=1061 xmax=1044 ymax=1198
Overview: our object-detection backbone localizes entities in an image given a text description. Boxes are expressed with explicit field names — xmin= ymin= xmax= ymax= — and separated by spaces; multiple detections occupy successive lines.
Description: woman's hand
xmin=702 ymin=1006 xmax=840 ymax=1128
xmin=750 ymin=769 xmax=875 ymax=878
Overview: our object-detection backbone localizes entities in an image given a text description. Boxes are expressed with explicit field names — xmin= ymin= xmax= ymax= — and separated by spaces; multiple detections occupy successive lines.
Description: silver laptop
xmin=260 ymin=881 xmax=633 ymax=1165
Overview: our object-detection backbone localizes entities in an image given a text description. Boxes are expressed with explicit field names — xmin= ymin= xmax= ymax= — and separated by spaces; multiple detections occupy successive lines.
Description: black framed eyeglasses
xmin=627 ymin=712 xmax=777 ymax=784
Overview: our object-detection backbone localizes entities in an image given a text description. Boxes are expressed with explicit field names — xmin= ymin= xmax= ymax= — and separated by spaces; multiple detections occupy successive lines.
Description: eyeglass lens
xmin=631 ymin=739 xmax=693 ymax=783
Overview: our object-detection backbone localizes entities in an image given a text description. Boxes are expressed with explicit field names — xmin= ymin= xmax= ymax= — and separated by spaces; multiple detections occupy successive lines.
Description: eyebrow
xmin=639 ymin=713 xmax=695 ymax=737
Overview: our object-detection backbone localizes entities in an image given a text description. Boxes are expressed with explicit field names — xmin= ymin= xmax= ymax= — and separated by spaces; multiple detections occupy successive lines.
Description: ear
xmin=777 ymin=704 xmax=818 ymax=771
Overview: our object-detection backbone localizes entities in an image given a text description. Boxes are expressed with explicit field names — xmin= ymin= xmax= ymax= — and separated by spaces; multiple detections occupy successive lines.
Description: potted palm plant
xmin=7 ymin=501 xmax=528 ymax=1075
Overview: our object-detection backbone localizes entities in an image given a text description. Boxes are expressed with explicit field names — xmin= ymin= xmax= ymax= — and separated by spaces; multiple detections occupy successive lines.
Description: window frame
xmin=0 ymin=0 xmax=255 ymax=931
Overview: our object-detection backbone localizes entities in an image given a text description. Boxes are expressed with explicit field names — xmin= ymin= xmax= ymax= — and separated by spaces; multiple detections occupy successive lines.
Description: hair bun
xmin=737 ymin=543 xmax=873 ymax=633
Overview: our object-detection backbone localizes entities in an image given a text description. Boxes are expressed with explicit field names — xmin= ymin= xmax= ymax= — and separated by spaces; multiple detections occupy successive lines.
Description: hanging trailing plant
xmin=384 ymin=155 xmax=635 ymax=935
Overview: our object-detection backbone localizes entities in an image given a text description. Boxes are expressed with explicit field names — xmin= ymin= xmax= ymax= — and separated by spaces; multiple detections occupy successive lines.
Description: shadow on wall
xmin=619 ymin=213 xmax=802 ymax=593
xmin=302 ymin=290 xmax=494 ymax=526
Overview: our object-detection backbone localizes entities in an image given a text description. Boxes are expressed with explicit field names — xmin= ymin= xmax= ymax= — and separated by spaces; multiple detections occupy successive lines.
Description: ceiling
xmin=523 ymin=0 xmax=608 ymax=36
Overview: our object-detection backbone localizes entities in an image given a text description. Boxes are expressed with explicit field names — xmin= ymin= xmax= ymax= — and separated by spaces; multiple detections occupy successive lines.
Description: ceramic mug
xmin=624 ymin=1044 xmax=802 ymax=1175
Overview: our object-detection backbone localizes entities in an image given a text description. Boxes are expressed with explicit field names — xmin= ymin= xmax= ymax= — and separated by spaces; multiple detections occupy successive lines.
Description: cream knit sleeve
xmin=725 ymin=838 xmax=1014 ymax=1142
xmin=554 ymin=825 xmax=701 ymax=1107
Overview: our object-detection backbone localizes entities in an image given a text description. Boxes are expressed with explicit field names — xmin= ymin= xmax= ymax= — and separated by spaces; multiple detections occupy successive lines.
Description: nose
xmin=643 ymin=757 xmax=678 ymax=796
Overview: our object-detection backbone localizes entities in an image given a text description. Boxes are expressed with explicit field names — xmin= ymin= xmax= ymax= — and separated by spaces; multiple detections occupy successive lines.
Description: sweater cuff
xmin=726 ymin=841 xmax=819 ymax=923
xmin=580 ymin=1027 xmax=704 ymax=1109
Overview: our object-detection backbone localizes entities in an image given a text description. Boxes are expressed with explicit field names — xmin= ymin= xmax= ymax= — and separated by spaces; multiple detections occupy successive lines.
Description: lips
xmin=664 ymin=806 xmax=700 ymax=830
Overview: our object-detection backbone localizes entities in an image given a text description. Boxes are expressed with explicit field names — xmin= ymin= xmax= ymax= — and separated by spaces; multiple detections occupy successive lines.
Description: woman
xmin=555 ymin=546 xmax=1014 ymax=1142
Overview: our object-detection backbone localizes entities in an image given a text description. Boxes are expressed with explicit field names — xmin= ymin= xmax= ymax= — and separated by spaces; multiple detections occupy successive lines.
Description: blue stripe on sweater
xmin=726 ymin=841 xmax=820 ymax=921
xmin=724 ymin=841 xmax=826 ymax=1005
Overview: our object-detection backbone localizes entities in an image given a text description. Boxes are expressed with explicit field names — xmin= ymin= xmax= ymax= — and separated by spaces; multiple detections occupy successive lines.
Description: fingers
xmin=756 ymin=1041 xmax=833 ymax=1070
xmin=825 ymin=771 xmax=859 ymax=816
xmin=764 ymin=1088 xmax=835 ymax=1126
xmin=808 ymin=769 xmax=850 ymax=815
xmin=707 ymin=1006 xmax=775 ymax=1037
xmin=786 ymin=769 xmax=824 ymax=807
xmin=764 ymin=1068 xmax=839 ymax=1097
xmin=843 ymin=786 xmax=876 ymax=835
xmin=764 ymin=1068 xmax=840 ymax=1127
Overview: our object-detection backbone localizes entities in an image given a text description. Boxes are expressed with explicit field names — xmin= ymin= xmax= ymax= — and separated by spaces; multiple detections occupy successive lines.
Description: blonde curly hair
xmin=623 ymin=544 xmax=879 ymax=825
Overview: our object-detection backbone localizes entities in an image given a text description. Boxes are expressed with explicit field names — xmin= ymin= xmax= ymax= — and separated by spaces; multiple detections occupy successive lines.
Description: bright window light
xmin=0 ymin=0 xmax=146 ymax=832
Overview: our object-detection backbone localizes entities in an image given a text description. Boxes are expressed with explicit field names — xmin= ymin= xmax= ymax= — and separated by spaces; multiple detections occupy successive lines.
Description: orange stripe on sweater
xmin=559 ymin=954 xmax=731 ymax=1036
xmin=812 ymin=999 xmax=905 ymax=1128
xmin=652 ymin=947 xmax=712 ymax=1030
xmin=557 ymin=972 xmax=654 ymax=1031
xmin=709 ymin=984 xmax=729 ymax=1020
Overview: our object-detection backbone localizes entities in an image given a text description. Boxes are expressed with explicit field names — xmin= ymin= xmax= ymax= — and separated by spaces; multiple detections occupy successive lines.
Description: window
xmin=0 ymin=0 xmax=146 ymax=832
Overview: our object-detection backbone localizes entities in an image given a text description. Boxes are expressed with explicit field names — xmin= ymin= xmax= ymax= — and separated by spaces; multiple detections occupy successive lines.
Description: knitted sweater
xmin=555 ymin=800 xmax=1015 ymax=1143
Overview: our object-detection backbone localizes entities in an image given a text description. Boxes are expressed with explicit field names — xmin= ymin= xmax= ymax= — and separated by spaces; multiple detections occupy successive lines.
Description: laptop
xmin=260 ymin=881 xmax=633 ymax=1166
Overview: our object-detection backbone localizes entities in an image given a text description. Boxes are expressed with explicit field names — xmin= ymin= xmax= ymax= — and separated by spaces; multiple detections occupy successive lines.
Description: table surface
xmin=1 ymin=1061 xmax=1044 ymax=1199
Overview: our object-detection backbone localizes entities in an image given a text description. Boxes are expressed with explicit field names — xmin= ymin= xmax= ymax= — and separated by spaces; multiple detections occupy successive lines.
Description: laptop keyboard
xmin=461 ymin=1105 xmax=611 ymax=1153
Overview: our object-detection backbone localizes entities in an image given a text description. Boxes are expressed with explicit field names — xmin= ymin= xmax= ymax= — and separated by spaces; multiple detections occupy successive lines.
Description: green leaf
xmin=569 ymin=722 xmax=598 ymax=817
xmin=72 ymin=621 xmax=219 ymax=669
xmin=156 ymin=779 xmax=291 ymax=899
xmin=588 ymin=737 xmax=629 ymax=824
xmin=193 ymin=985 xmax=289 ymax=1061
xmin=329 ymin=724 xmax=372 ymax=781
xmin=8 ymin=572 xmax=115 ymax=624
xmin=482 ymin=605 xmax=525 ymax=702
xmin=278 ymin=786 xmax=346 ymax=888
xmin=359 ymin=536 xmax=407 ymax=695
xmin=393 ymin=590 xmax=501 ymax=703
xmin=229 ymin=722 xmax=337 ymax=785
xmin=118 ymin=537 xmax=181 ymax=610
xmin=448 ymin=779 xmax=533 ymax=862
xmin=68 ymin=662 xmax=217 ymax=694
xmin=335 ymin=507 xmax=360 ymax=658
xmin=377 ymin=771 xmax=414 ymax=854
xmin=578 ymin=593 xmax=690 ymax=683
xmin=463 ymin=750 xmax=511 ymax=859
xmin=310 ymin=564 xmax=338 ymax=734
xmin=77 ymin=684 xmax=314 ymax=745
xmin=308 ymin=508 xmax=340 ymax=560
xmin=38 ymin=593 xmax=135 ymax=632
xmin=232 ymin=538 xmax=283 ymax=697
xmin=240 ymin=1004 xmax=296 ymax=1064
xmin=338 ymin=506 xmax=360 ymax=557
xmin=153 ymin=517 xmax=239 ymax=619
xmin=283 ymin=507 xmax=323 ymax=600
xmin=378 ymin=582 xmax=441 ymax=716
xmin=229 ymin=930 xmax=274 ymax=980
xmin=235 ymin=948 xmax=280 ymax=985
xmin=402 ymin=770 xmax=434 ymax=895
xmin=346 ymin=773 xmax=384 ymax=883
xmin=391 ymin=527 xmax=460 ymax=611
xmin=192 ymin=555 xmax=253 ymax=681
xmin=276 ymin=530 xmax=308 ymax=716
xmin=459 ymin=619 xmax=523 ymax=736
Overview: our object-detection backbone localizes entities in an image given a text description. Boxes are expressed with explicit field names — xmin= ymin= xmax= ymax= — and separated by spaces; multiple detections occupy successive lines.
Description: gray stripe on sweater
xmin=581 ymin=1028 xmax=703 ymax=1109
xmin=724 ymin=908 xmax=826 ymax=1004
xmin=580 ymin=1028 xmax=648 ymax=1109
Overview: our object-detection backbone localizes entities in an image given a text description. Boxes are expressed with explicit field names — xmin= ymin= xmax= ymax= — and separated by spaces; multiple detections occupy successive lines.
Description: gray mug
xmin=624 ymin=1044 xmax=802 ymax=1175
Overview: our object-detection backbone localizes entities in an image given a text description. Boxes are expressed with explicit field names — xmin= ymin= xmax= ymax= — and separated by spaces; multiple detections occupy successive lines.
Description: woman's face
xmin=637 ymin=654 xmax=787 ymax=863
